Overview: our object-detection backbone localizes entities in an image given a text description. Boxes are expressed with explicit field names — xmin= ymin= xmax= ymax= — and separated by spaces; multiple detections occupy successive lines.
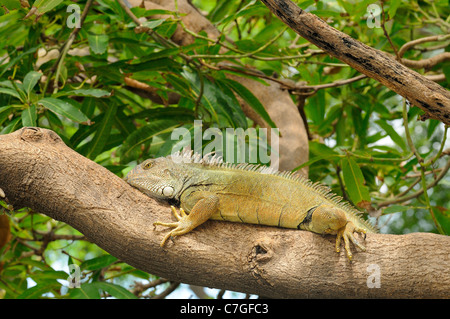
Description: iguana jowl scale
xmin=125 ymin=150 xmax=377 ymax=260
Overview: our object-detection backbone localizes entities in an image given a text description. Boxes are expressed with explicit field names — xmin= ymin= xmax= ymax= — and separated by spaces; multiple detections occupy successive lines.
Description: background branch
xmin=260 ymin=0 xmax=450 ymax=125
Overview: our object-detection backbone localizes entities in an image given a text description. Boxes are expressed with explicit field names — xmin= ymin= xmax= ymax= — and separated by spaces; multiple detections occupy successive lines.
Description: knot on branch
xmin=247 ymin=239 xmax=275 ymax=287
xmin=18 ymin=127 xmax=62 ymax=144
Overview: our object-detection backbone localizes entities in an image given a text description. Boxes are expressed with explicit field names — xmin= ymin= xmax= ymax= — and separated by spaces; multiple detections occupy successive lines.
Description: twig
xmin=116 ymin=0 xmax=177 ymax=50
xmin=380 ymin=1 xmax=399 ymax=59
xmin=403 ymin=100 xmax=423 ymax=163
xmin=377 ymin=158 xmax=450 ymax=207
xmin=396 ymin=177 xmax=421 ymax=197
xmin=424 ymin=125 xmax=449 ymax=168
xmin=151 ymin=282 xmax=180 ymax=299
xmin=376 ymin=100 xmax=448 ymax=233
xmin=50 ymin=0 xmax=94 ymax=94
xmin=302 ymin=74 xmax=367 ymax=91
xmin=398 ymin=34 xmax=450 ymax=58
xmin=131 ymin=278 xmax=169 ymax=296
xmin=377 ymin=101 xmax=450 ymax=211
xmin=401 ymin=52 xmax=450 ymax=69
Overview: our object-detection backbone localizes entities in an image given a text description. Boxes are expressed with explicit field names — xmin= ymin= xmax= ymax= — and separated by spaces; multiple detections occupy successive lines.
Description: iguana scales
xmin=125 ymin=149 xmax=377 ymax=260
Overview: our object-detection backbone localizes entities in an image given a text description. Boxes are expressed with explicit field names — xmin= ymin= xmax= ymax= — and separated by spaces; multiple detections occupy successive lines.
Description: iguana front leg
xmin=153 ymin=195 xmax=219 ymax=247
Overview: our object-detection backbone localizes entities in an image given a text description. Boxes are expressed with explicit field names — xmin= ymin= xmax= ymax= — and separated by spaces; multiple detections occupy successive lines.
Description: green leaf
xmin=294 ymin=153 xmax=341 ymax=171
xmin=1 ymin=0 xmax=21 ymax=10
xmin=213 ymin=80 xmax=248 ymax=128
xmin=388 ymin=0 xmax=402 ymax=18
xmin=85 ymin=103 xmax=118 ymax=160
xmin=88 ymin=34 xmax=109 ymax=55
xmin=221 ymin=79 xmax=276 ymax=128
xmin=126 ymin=57 xmax=180 ymax=72
xmin=132 ymin=107 xmax=195 ymax=122
xmin=0 ymin=105 xmax=14 ymax=126
xmin=17 ymin=257 xmax=52 ymax=271
xmin=80 ymin=96 xmax=97 ymax=118
xmin=38 ymin=97 xmax=90 ymax=123
xmin=119 ymin=120 xmax=181 ymax=163
xmin=17 ymin=282 xmax=60 ymax=299
xmin=141 ymin=18 xmax=166 ymax=29
xmin=182 ymin=70 xmax=247 ymax=128
xmin=131 ymin=8 xmax=177 ymax=18
xmin=335 ymin=112 xmax=346 ymax=146
xmin=433 ymin=206 xmax=450 ymax=235
xmin=427 ymin=119 xmax=440 ymax=139
xmin=307 ymin=90 xmax=326 ymax=126
xmin=23 ymin=71 xmax=42 ymax=96
xmin=219 ymin=2 xmax=267 ymax=25
xmin=0 ymin=46 xmax=39 ymax=77
xmin=208 ymin=0 xmax=239 ymax=23
xmin=341 ymin=156 xmax=371 ymax=207
xmin=80 ymin=255 xmax=118 ymax=271
xmin=140 ymin=48 xmax=180 ymax=62
xmin=53 ymin=89 xmax=111 ymax=98
xmin=382 ymin=205 xmax=412 ymax=214
xmin=69 ymin=283 xmax=101 ymax=299
xmin=90 ymin=282 xmax=137 ymax=299
xmin=21 ymin=104 xmax=37 ymax=127
xmin=0 ymin=87 xmax=21 ymax=100
xmin=375 ymin=119 xmax=407 ymax=152
xmin=1 ymin=117 xmax=21 ymax=134
xmin=33 ymin=270 xmax=68 ymax=281
xmin=165 ymin=74 xmax=195 ymax=99
xmin=33 ymin=0 xmax=64 ymax=14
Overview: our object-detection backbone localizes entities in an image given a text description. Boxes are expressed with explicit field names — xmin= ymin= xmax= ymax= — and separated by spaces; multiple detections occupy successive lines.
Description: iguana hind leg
xmin=335 ymin=221 xmax=367 ymax=261
xmin=304 ymin=204 xmax=367 ymax=261
xmin=153 ymin=195 xmax=219 ymax=247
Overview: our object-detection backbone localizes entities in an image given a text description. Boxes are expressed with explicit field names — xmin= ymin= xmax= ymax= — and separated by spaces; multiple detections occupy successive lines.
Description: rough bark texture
xmin=260 ymin=0 xmax=450 ymax=125
xmin=1 ymin=127 xmax=449 ymax=298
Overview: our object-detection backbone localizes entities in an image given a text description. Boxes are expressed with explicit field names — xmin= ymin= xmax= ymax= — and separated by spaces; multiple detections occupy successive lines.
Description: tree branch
xmin=401 ymin=52 xmax=450 ymax=69
xmin=260 ymin=0 xmax=450 ymax=125
xmin=0 ymin=127 xmax=449 ymax=298
xmin=398 ymin=34 xmax=450 ymax=58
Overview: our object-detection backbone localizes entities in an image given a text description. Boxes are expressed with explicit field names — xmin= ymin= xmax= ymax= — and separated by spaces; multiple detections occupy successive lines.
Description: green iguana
xmin=125 ymin=149 xmax=377 ymax=260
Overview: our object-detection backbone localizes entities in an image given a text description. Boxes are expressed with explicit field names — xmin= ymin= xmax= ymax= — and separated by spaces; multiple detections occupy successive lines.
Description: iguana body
xmin=125 ymin=150 xmax=377 ymax=260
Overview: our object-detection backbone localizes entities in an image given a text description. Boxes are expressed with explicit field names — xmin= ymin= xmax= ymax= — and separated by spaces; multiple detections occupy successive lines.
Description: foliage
xmin=0 ymin=0 xmax=449 ymax=299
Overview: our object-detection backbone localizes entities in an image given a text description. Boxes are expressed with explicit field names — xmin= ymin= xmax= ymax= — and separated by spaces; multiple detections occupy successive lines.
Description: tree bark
xmin=0 ymin=127 xmax=449 ymax=298
xmin=260 ymin=0 xmax=450 ymax=125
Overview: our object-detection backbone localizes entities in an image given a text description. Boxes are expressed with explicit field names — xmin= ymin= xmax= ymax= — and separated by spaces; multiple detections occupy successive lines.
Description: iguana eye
xmin=143 ymin=161 xmax=152 ymax=170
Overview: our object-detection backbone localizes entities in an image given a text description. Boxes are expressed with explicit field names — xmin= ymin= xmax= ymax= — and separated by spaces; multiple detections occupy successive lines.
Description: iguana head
xmin=125 ymin=156 xmax=185 ymax=201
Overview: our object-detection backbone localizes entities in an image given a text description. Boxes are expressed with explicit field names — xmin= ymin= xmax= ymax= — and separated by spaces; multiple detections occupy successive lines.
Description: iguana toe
xmin=336 ymin=222 xmax=367 ymax=261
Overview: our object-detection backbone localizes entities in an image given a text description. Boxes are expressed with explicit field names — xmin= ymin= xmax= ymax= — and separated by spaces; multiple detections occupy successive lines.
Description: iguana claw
xmin=153 ymin=196 xmax=219 ymax=247
xmin=335 ymin=221 xmax=367 ymax=261
xmin=153 ymin=206 xmax=190 ymax=247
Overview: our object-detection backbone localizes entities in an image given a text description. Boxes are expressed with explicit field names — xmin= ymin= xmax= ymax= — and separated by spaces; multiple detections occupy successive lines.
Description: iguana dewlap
xmin=125 ymin=150 xmax=377 ymax=260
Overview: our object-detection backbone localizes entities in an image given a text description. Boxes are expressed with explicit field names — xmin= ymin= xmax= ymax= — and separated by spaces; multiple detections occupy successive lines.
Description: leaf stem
xmin=402 ymin=99 xmax=445 ymax=234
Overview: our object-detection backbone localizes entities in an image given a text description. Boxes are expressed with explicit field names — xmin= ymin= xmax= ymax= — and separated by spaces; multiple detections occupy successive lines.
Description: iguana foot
xmin=154 ymin=196 xmax=219 ymax=247
xmin=335 ymin=221 xmax=367 ymax=261
xmin=153 ymin=206 xmax=194 ymax=247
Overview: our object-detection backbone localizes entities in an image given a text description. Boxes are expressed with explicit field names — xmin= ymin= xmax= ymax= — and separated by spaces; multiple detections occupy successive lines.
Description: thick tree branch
xmin=0 ymin=128 xmax=449 ymax=298
xmin=260 ymin=0 xmax=450 ymax=125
